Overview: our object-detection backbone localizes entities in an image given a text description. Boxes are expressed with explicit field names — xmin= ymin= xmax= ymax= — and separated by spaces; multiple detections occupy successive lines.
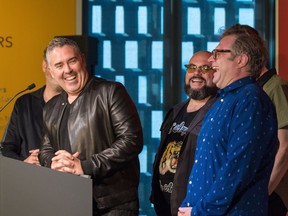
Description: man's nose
xmin=63 ymin=63 xmax=72 ymax=73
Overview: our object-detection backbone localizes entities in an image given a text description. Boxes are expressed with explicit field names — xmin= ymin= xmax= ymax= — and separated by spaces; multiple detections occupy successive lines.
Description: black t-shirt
xmin=158 ymin=104 xmax=198 ymax=204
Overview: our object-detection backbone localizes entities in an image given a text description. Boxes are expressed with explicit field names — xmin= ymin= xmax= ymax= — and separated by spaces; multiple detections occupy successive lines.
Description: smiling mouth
xmin=190 ymin=77 xmax=205 ymax=83
xmin=64 ymin=76 xmax=76 ymax=81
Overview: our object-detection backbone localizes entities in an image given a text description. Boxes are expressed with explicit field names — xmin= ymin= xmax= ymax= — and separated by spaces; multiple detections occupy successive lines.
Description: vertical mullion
xmin=163 ymin=0 xmax=182 ymax=113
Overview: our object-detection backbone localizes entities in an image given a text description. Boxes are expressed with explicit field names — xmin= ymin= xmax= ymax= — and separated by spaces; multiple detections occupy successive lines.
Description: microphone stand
xmin=0 ymin=83 xmax=36 ymax=113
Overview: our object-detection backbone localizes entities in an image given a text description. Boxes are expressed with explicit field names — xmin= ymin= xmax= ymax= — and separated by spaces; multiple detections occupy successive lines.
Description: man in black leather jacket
xmin=39 ymin=37 xmax=143 ymax=216
xmin=150 ymin=51 xmax=218 ymax=216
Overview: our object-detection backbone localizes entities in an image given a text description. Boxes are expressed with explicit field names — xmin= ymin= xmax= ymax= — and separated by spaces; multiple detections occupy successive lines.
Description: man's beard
xmin=184 ymin=82 xmax=218 ymax=100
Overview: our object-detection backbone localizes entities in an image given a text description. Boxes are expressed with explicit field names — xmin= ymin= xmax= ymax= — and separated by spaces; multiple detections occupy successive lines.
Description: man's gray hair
xmin=45 ymin=37 xmax=82 ymax=64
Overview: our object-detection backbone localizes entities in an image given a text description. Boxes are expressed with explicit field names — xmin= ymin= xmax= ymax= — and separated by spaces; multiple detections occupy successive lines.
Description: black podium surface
xmin=0 ymin=155 xmax=92 ymax=216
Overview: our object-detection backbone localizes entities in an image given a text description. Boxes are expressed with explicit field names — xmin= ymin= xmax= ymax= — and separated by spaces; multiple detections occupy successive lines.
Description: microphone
xmin=0 ymin=83 xmax=36 ymax=113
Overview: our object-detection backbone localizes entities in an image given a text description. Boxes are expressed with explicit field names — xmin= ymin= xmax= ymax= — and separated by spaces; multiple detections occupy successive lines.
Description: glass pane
xmin=103 ymin=40 xmax=111 ymax=68
xmin=182 ymin=41 xmax=194 ymax=68
xmin=138 ymin=6 xmax=148 ymax=34
xmin=92 ymin=6 xmax=101 ymax=34
xmin=207 ymin=41 xmax=219 ymax=52
xmin=125 ymin=41 xmax=138 ymax=69
xmin=138 ymin=76 xmax=147 ymax=104
xmin=239 ymin=8 xmax=255 ymax=27
xmin=151 ymin=110 xmax=163 ymax=138
xmin=152 ymin=41 xmax=163 ymax=69
xmin=139 ymin=145 xmax=148 ymax=172
xmin=115 ymin=75 xmax=125 ymax=85
xmin=115 ymin=6 xmax=124 ymax=34
xmin=214 ymin=8 xmax=225 ymax=35
xmin=187 ymin=7 xmax=201 ymax=35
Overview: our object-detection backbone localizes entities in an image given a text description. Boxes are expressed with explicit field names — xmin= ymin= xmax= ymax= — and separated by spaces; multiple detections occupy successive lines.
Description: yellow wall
xmin=0 ymin=0 xmax=76 ymax=137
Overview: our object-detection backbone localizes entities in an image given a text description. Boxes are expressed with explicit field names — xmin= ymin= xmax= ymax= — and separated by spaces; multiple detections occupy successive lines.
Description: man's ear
xmin=237 ymin=53 xmax=249 ymax=68
xmin=42 ymin=59 xmax=55 ymax=78
xmin=42 ymin=59 xmax=47 ymax=73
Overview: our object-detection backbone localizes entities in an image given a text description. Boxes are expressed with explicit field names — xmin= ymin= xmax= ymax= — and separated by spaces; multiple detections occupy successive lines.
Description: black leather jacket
xmin=150 ymin=95 xmax=217 ymax=216
xmin=39 ymin=77 xmax=143 ymax=211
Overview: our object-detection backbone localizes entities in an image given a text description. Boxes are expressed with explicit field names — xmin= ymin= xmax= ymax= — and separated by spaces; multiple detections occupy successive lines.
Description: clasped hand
xmin=178 ymin=207 xmax=192 ymax=216
xmin=24 ymin=149 xmax=40 ymax=165
xmin=51 ymin=150 xmax=84 ymax=176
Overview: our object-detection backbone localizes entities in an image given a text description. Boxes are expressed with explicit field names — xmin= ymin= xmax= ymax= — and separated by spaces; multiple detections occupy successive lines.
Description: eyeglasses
xmin=184 ymin=64 xmax=214 ymax=74
xmin=212 ymin=49 xmax=231 ymax=60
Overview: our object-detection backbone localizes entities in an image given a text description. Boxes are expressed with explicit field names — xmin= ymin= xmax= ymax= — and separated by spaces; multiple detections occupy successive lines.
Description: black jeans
xmin=96 ymin=209 xmax=138 ymax=216
xmin=93 ymin=200 xmax=139 ymax=216
xmin=268 ymin=192 xmax=287 ymax=216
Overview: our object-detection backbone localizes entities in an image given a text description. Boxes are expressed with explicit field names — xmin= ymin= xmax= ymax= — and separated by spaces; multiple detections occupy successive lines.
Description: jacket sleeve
xmin=38 ymin=99 xmax=58 ymax=167
xmin=81 ymin=82 xmax=143 ymax=177
xmin=38 ymin=131 xmax=56 ymax=167
xmin=1 ymin=101 xmax=23 ymax=160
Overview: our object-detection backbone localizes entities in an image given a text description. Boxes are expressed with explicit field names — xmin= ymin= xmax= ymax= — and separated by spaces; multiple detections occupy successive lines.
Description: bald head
xmin=184 ymin=50 xmax=217 ymax=100
xmin=191 ymin=51 xmax=212 ymax=59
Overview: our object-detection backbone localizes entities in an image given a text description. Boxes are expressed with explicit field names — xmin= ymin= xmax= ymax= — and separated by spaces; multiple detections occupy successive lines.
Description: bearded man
xmin=150 ymin=51 xmax=218 ymax=216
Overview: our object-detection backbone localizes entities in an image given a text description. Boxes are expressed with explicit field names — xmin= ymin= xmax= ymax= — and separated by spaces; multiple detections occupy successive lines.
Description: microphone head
xmin=27 ymin=83 xmax=36 ymax=90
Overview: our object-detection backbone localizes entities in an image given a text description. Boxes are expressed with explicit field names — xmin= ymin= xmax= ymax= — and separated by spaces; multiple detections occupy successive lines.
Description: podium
xmin=0 ymin=155 xmax=92 ymax=216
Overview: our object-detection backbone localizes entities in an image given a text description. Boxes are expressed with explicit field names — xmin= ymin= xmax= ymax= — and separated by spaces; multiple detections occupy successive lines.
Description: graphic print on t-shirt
xmin=158 ymin=108 xmax=197 ymax=203
xmin=159 ymin=140 xmax=182 ymax=175
xmin=159 ymin=120 xmax=190 ymax=176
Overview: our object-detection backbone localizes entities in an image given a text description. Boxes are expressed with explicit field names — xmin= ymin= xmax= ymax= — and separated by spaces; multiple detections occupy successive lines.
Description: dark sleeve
xmin=38 ymin=100 xmax=57 ymax=167
xmin=82 ymin=82 xmax=143 ymax=177
xmin=38 ymin=133 xmax=55 ymax=167
xmin=1 ymin=100 xmax=24 ymax=160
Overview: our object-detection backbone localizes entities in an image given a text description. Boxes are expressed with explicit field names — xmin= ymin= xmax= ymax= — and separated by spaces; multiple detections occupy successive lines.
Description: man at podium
xmin=39 ymin=37 xmax=143 ymax=216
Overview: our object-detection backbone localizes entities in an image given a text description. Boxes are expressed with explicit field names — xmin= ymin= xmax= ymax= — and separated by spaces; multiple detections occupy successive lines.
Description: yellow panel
xmin=0 ymin=0 xmax=76 ymax=137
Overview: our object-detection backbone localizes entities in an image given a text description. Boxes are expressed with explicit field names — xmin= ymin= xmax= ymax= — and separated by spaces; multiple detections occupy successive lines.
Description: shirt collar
xmin=256 ymin=68 xmax=276 ymax=87
xmin=217 ymin=76 xmax=256 ymax=95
